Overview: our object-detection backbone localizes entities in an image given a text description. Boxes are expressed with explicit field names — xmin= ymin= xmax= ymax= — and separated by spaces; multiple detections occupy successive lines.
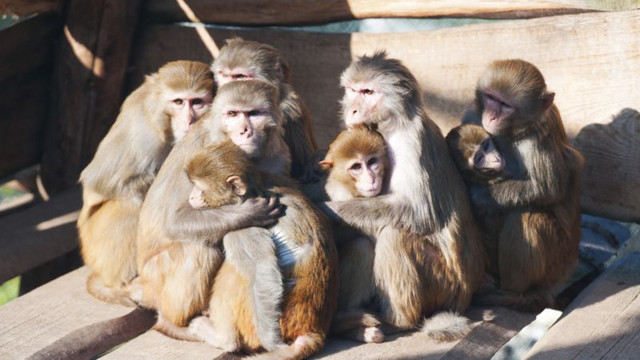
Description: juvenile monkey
xmin=135 ymin=80 xmax=287 ymax=338
xmin=464 ymin=59 xmax=584 ymax=311
xmin=78 ymin=61 xmax=215 ymax=306
xmin=184 ymin=140 xmax=338 ymax=360
xmin=321 ymin=52 xmax=485 ymax=341
xmin=213 ymin=38 xmax=318 ymax=179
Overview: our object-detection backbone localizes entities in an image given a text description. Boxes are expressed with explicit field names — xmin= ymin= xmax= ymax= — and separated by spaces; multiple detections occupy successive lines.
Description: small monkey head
xmin=186 ymin=140 xmax=258 ymax=209
xmin=212 ymin=80 xmax=282 ymax=159
xmin=340 ymin=51 xmax=422 ymax=130
xmin=321 ymin=125 xmax=389 ymax=200
xmin=152 ymin=61 xmax=215 ymax=142
xmin=446 ymin=124 xmax=505 ymax=183
xmin=213 ymin=38 xmax=289 ymax=88
xmin=476 ymin=59 xmax=555 ymax=136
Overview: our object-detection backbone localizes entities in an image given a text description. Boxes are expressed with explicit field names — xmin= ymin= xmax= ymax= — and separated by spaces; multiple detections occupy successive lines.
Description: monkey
xmin=77 ymin=60 xmax=215 ymax=306
xmin=213 ymin=37 xmax=318 ymax=179
xmin=134 ymin=80 xmax=289 ymax=340
xmin=183 ymin=140 xmax=338 ymax=359
xmin=318 ymin=51 xmax=485 ymax=341
xmin=460 ymin=59 xmax=584 ymax=311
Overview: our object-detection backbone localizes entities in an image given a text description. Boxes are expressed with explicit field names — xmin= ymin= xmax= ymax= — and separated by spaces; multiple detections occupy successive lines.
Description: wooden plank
xmin=0 ymin=13 xmax=58 ymax=178
xmin=0 ymin=267 xmax=132 ymax=359
xmin=0 ymin=188 xmax=81 ymax=283
xmin=0 ymin=0 xmax=63 ymax=17
xmin=39 ymin=0 xmax=143 ymax=194
xmin=128 ymin=10 xmax=640 ymax=220
xmin=142 ymin=0 xmax=640 ymax=25
xmin=526 ymin=252 xmax=640 ymax=359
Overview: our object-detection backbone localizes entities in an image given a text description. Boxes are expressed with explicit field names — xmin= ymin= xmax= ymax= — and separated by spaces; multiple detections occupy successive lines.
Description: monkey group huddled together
xmin=75 ymin=38 xmax=583 ymax=359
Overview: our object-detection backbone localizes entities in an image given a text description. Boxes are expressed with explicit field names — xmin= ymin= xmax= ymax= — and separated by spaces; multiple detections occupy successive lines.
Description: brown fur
xmin=78 ymin=61 xmax=214 ymax=306
xmin=465 ymin=59 xmax=584 ymax=311
xmin=187 ymin=141 xmax=338 ymax=359
xmin=213 ymin=38 xmax=318 ymax=179
xmin=135 ymin=81 xmax=286 ymax=334
xmin=317 ymin=55 xmax=485 ymax=342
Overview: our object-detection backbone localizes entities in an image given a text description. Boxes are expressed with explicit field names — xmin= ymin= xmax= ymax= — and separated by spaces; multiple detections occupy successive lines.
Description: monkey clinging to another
xmin=460 ymin=59 xmax=584 ymax=311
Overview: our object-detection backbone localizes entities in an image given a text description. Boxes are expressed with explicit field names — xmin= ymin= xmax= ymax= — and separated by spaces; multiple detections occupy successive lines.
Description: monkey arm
xmin=321 ymin=196 xmax=400 ymax=238
xmin=165 ymin=198 xmax=280 ymax=244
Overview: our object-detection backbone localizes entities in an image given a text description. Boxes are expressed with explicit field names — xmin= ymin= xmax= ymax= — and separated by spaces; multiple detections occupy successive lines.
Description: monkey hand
xmin=241 ymin=196 xmax=282 ymax=227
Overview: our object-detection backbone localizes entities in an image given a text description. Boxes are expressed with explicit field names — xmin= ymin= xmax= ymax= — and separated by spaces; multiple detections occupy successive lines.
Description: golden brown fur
xmin=465 ymin=59 xmax=584 ymax=311
xmin=187 ymin=140 xmax=338 ymax=359
xmin=78 ymin=61 xmax=214 ymax=306
xmin=213 ymin=38 xmax=318 ymax=179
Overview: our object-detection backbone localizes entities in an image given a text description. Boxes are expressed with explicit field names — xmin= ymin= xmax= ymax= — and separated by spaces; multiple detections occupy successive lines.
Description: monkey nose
xmin=352 ymin=109 xmax=358 ymax=115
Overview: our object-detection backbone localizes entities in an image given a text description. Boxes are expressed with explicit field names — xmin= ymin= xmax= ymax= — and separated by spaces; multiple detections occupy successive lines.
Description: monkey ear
xmin=318 ymin=160 xmax=333 ymax=172
xmin=226 ymin=175 xmax=248 ymax=196
xmin=542 ymin=92 xmax=555 ymax=111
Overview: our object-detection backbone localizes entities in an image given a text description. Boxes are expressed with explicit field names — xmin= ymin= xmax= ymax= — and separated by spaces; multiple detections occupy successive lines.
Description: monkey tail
xmin=86 ymin=272 xmax=138 ymax=307
xmin=247 ymin=332 xmax=325 ymax=360
xmin=329 ymin=309 xmax=385 ymax=343
xmin=473 ymin=289 xmax=554 ymax=312
xmin=27 ymin=307 xmax=156 ymax=360
xmin=420 ymin=311 xmax=471 ymax=341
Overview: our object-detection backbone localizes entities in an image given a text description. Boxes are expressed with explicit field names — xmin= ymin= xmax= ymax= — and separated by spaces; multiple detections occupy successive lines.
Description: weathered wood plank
xmin=0 ymin=13 xmax=59 ymax=178
xmin=525 ymin=252 xmax=640 ymax=359
xmin=39 ymin=0 xmax=143 ymax=194
xmin=0 ymin=188 xmax=81 ymax=283
xmin=142 ymin=0 xmax=640 ymax=25
xmin=0 ymin=267 xmax=132 ymax=359
xmin=0 ymin=0 xmax=63 ymax=17
xmin=128 ymin=10 xmax=640 ymax=220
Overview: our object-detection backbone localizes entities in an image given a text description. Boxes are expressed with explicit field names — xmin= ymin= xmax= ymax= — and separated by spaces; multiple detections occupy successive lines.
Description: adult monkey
xmin=465 ymin=59 xmax=584 ymax=311
xmin=135 ymin=80 xmax=286 ymax=338
xmin=323 ymin=51 xmax=485 ymax=340
xmin=212 ymin=37 xmax=318 ymax=179
xmin=78 ymin=61 xmax=215 ymax=306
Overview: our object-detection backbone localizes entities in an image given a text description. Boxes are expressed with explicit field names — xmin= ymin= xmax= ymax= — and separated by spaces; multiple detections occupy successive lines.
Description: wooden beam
xmin=526 ymin=252 xmax=640 ymax=359
xmin=39 ymin=0 xmax=142 ymax=194
xmin=142 ymin=0 xmax=639 ymax=25
xmin=0 ymin=14 xmax=59 ymax=179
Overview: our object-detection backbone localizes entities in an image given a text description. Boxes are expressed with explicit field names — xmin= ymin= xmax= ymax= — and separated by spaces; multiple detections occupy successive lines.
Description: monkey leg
xmin=143 ymin=242 xmax=222 ymax=327
xmin=337 ymin=236 xmax=375 ymax=309
xmin=79 ymin=198 xmax=139 ymax=305
xmin=373 ymin=227 xmax=423 ymax=329
xmin=223 ymin=228 xmax=285 ymax=351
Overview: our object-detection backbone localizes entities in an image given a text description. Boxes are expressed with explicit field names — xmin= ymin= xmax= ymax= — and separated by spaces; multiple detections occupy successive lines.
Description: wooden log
xmin=39 ymin=0 xmax=143 ymax=194
xmin=0 ymin=13 xmax=58 ymax=178
xmin=0 ymin=0 xmax=63 ymax=17
xmin=0 ymin=188 xmax=81 ymax=284
xmin=142 ymin=0 xmax=640 ymax=25
xmin=525 ymin=252 xmax=640 ymax=359
xmin=128 ymin=10 xmax=640 ymax=220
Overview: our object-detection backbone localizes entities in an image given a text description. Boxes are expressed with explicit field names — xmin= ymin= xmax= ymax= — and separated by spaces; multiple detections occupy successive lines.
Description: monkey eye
xmin=173 ymin=99 xmax=184 ymax=106
xmin=232 ymin=73 xmax=247 ymax=79
xmin=349 ymin=163 xmax=363 ymax=173
xmin=247 ymin=110 xmax=260 ymax=117
xmin=473 ymin=152 xmax=485 ymax=166
xmin=227 ymin=110 xmax=238 ymax=117
xmin=361 ymin=89 xmax=375 ymax=95
xmin=192 ymin=98 xmax=204 ymax=106
xmin=367 ymin=157 xmax=378 ymax=167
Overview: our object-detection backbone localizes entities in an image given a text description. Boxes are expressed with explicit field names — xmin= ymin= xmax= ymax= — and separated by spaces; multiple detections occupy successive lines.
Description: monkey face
xmin=347 ymin=155 xmax=385 ymax=198
xmin=478 ymin=88 xmax=515 ymax=136
xmin=188 ymin=181 xmax=209 ymax=209
xmin=472 ymin=138 xmax=505 ymax=179
xmin=167 ymin=91 xmax=213 ymax=141
xmin=223 ymin=107 xmax=275 ymax=158
xmin=342 ymin=82 xmax=384 ymax=127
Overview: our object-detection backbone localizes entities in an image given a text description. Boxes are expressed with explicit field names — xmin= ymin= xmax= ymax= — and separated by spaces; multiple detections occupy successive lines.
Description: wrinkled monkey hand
xmin=241 ymin=196 xmax=282 ymax=227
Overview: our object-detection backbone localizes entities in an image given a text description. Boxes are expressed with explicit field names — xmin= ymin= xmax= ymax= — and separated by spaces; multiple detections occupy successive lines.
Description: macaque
xmin=460 ymin=59 xmax=584 ymax=311
xmin=321 ymin=52 xmax=485 ymax=341
xmin=135 ymin=80 xmax=287 ymax=338
xmin=184 ymin=140 xmax=338 ymax=359
xmin=77 ymin=61 xmax=214 ymax=306
xmin=213 ymin=37 xmax=318 ymax=179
